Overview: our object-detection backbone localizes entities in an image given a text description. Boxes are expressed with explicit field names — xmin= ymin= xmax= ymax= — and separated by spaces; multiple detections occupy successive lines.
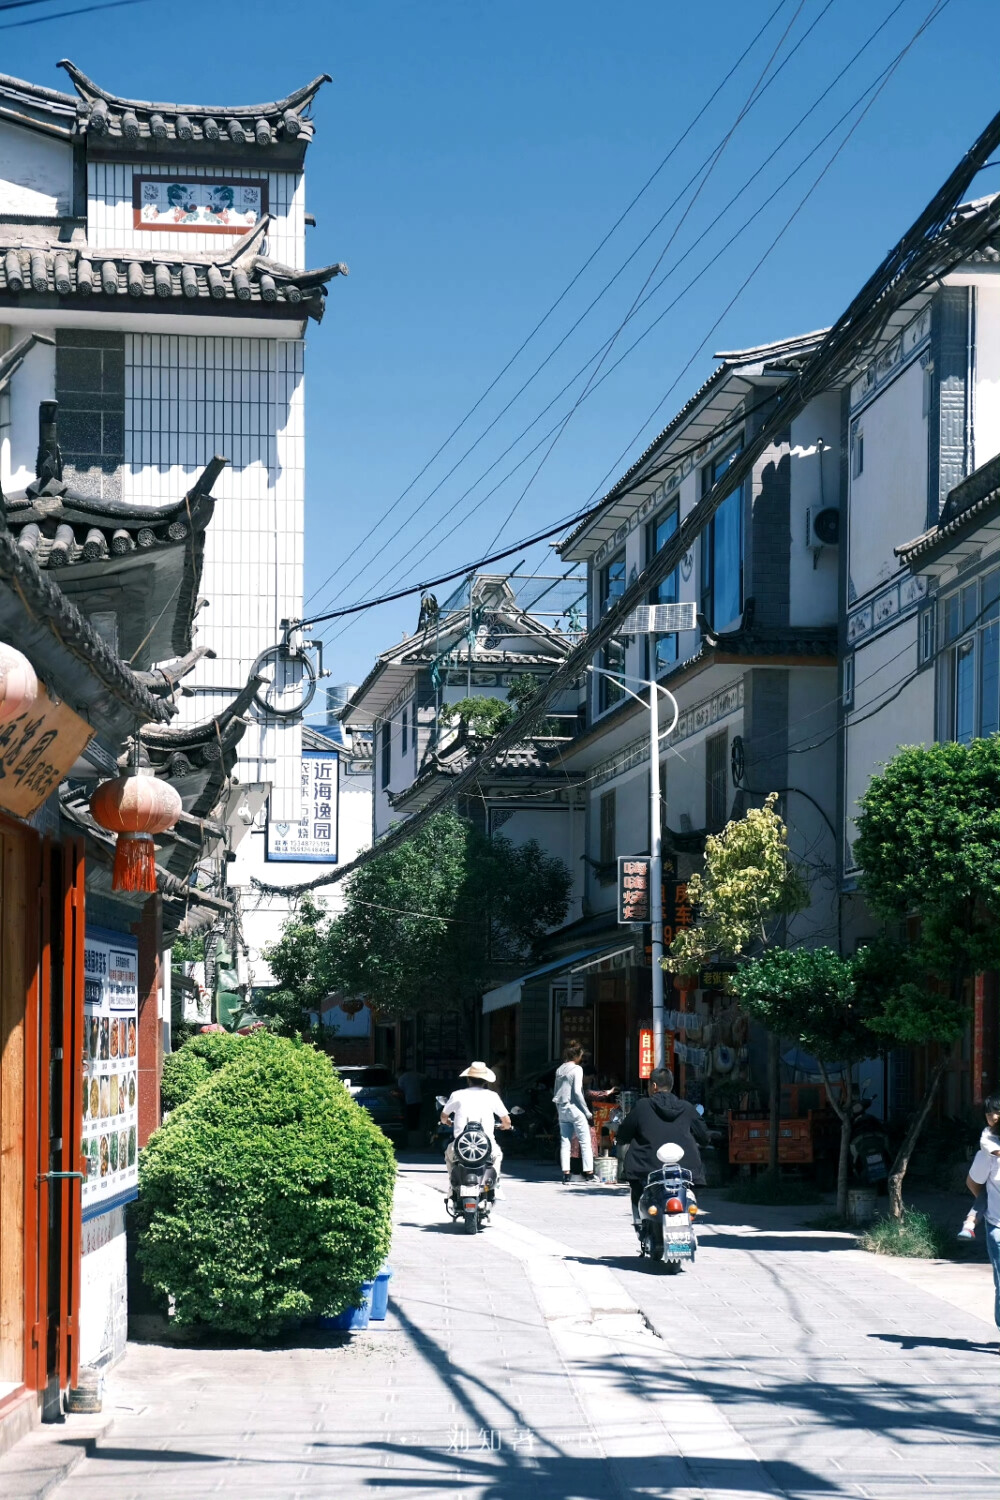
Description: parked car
xmin=337 ymin=1065 xmax=407 ymax=1146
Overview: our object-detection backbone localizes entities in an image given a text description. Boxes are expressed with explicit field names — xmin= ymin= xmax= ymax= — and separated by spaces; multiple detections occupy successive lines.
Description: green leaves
xmin=137 ymin=1032 xmax=396 ymax=1335
xmin=666 ymin=793 xmax=808 ymax=974
xmin=731 ymin=946 xmax=876 ymax=1064
xmin=854 ymin=739 xmax=1000 ymax=1042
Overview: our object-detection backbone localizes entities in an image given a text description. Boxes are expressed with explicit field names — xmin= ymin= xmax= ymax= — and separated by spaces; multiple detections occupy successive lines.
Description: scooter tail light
xmin=666 ymin=1197 xmax=684 ymax=1214
xmin=688 ymin=1203 xmax=698 ymax=1217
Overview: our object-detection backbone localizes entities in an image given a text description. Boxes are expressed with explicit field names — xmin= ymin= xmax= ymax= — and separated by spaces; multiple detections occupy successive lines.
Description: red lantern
xmin=0 ymin=643 xmax=38 ymax=723
xmin=89 ymin=773 xmax=182 ymax=893
xmin=340 ymin=998 xmax=364 ymax=1017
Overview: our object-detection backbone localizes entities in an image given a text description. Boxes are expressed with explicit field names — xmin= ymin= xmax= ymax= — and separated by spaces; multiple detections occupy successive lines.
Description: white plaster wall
xmin=2 ymin=332 xmax=55 ymax=492
xmin=79 ymin=1206 xmax=127 ymax=1371
xmin=0 ymin=120 xmax=73 ymax=217
xmin=847 ymin=358 xmax=927 ymax=602
xmin=784 ymin=668 xmax=839 ymax=948
xmin=975 ymin=283 xmax=1000 ymax=470
xmin=490 ymin=803 xmax=584 ymax=925
xmin=122 ymin=332 xmax=305 ymax=822
xmin=88 ymin=162 xmax=305 ymax=267
xmin=788 ymin=392 xmax=841 ymax=627
xmin=843 ymin=616 xmax=933 ymax=870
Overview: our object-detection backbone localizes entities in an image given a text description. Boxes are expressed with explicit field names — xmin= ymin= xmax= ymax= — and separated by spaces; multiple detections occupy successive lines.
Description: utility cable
xmin=313 ymin=0 xmax=926 ymax=630
xmin=302 ymin=0 xmax=799 ymax=613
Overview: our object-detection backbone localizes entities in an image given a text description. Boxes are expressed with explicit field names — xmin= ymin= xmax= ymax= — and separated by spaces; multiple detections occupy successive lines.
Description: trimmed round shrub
xmin=137 ymin=1032 xmax=395 ymax=1335
xmin=161 ymin=1031 xmax=242 ymax=1112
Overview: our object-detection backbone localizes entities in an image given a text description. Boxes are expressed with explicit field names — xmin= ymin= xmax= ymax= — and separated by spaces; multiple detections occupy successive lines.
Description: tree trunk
xmin=817 ymin=1059 xmax=852 ymax=1221
xmin=887 ymin=1050 xmax=950 ymax=1220
xmin=768 ymin=1031 xmax=780 ymax=1175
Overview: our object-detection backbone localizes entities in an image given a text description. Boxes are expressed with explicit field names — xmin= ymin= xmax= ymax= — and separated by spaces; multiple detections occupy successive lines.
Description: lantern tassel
xmin=112 ymin=832 xmax=158 ymax=893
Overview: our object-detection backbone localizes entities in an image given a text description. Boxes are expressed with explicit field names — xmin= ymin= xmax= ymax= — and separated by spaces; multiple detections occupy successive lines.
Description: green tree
xmin=321 ymin=809 xmax=571 ymax=1049
xmin=440 ymin=696 xmax=514 ymax=740
xmin=261 ymin=896 xmax=332 ymax=1036
xmin=732 ymin=947 xmax=880 ymax=1218
xmin=665 ymin=794 xmax=809 ymax=1172
xmin=853 ymin=739 xmax=1000 ymax=1217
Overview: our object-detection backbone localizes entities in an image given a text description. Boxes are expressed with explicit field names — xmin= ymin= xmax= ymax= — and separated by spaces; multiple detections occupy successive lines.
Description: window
xmin=599 ymin=789 xmax=616 ymax=871
xmin=380 ymin=722 xmax=391 ymax=789
xmin=842 ymin=654 xmax=855 ymax=709
xmin=705 ymin=731 xmax=729 ymax=831
xmin=700 ymin=445 xmax=743 ymax=630
xmin=401 ymin=707 xmax=408 ymax=756
xmin=646 ymin=505 xmax=679 ymax=676
xmin=918 ymin=605 xmax=936 ymax=667
xmin=851 ymin=422 xmax=864 ymax=478
xmin=939 ymin=569 xmax=1000 ymax=743
xmin=598 ymin=551 xmax=626 ymax=711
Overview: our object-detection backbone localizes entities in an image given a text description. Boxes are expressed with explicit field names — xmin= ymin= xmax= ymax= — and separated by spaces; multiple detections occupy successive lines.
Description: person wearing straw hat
xmin=440 ymin=1062 xmax=512 ymax=1188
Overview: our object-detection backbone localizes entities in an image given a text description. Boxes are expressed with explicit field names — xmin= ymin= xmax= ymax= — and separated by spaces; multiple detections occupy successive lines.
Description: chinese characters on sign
xmin=82 ymin=928 xmax=139 ymax=1215
xmin=617 ymin=856 xmax=651 ymax=924
xmin=0 ymin=681 xmax=94 ymax=818
xmin=266 ymin=752 xmax=339 ymax=863
xmin=638 ymin=1027 xmax=654 ymax=1079
xmin=133 ymin=176 xmax=267 ymax=233
xmin=662 ymin=878 xmax=695 ymax=948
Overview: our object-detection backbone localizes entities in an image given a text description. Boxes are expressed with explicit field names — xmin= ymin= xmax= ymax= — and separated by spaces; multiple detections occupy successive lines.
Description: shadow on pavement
xmin=870 ymin=1331 xmax=999 ymax=1354
xmin=697 ymin=1229 xmax=853 ymax=1253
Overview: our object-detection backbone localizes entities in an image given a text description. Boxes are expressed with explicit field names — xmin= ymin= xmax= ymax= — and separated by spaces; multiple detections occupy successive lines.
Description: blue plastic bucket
xmin=369 ymin=1266 xmax=393 ymax=1321
xmin=318 ymin=1280 xmax=373 ymax=1331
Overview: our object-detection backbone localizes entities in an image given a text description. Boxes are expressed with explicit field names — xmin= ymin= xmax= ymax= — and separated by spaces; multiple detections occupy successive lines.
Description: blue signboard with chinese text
xmin=266 ymin=751 xmax=339 ymax=863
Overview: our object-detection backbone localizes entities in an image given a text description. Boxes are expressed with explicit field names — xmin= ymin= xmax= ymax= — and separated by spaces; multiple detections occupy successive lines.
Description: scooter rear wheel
xmin=647 ymin=1223 xmax=664 ymax=1262
xmin=463 ymin=1207 xmax=479 ymax=1235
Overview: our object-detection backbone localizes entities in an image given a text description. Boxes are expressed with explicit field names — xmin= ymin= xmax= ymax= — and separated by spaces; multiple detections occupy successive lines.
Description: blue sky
xmin=6 ymin=0 xmax=1000 ymax=695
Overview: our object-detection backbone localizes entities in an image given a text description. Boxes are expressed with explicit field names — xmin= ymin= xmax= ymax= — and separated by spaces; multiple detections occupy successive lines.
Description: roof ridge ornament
xmin=57 ymin=59 xmax=330 ymax=122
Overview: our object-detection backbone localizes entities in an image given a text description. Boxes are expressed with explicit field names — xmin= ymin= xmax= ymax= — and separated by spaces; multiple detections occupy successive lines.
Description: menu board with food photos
xmin=81 ymin=927 xmax=139 ymax=1217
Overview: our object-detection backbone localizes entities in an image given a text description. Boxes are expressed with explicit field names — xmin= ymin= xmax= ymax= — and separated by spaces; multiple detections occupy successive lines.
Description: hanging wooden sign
xmin=0 ymin=680 xmax=93 ymax=817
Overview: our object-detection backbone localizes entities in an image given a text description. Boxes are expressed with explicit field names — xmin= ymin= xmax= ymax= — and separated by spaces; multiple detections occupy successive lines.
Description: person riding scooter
xmin=616 ymin=1066 xmax=711 ymax=1231
xmin=439 ymin=1062 xmax=512 ymax=1191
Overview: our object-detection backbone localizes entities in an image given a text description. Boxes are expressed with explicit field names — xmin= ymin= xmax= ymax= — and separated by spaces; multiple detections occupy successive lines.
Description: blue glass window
xmin=598 ymin=552 xmax=626 ymax=711
xmin=647 ymin=505 xmax=679 ymax=676
xmin=700 ymin=445 xmax=744 ymax=630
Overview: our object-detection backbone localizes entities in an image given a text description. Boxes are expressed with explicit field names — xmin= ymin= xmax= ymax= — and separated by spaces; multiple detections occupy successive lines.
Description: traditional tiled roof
xmin=0 ymin=239 xmax=345 ymax=321
xmin=388 ymin=738 xmax=568 ymax=811
xmin=4 ymin=423 xmax=225 ymax=670
xmin=58 ymin=62 xmax=329 ymax=151
xmin=895 ymin=451 xmax=1000 ymax=564
xmin=140 ymin=675 xmax=261 ymax=820
xmin=557 ymin=330 xmax=829 ymax=557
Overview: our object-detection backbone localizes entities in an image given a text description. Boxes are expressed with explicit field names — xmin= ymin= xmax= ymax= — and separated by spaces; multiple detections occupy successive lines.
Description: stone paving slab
xmin=10 ymin=1154 xmax=996 ymax=1500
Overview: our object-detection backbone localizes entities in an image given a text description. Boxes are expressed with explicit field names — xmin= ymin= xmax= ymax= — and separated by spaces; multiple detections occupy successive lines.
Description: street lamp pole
xmin=588 ymin=665 xmax=679 ymax=1072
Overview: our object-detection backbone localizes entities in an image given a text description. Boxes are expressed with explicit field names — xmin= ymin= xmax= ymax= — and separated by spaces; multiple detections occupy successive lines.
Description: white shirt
xmin=442 ymin=1087 xmax=508 ymax=1141
xmin=969 ymin=1147 xmax=1000 ymax=1225
xmin=552 ymin=1062 xmax=590 ymax=1117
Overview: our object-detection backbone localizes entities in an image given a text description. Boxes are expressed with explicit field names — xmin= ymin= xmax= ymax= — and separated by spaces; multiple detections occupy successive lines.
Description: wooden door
xmin=0 ymin=818 xmax=36 ymax=1389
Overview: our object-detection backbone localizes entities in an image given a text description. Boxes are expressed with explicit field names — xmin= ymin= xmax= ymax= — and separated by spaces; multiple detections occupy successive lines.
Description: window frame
xmin=699 ymin=443 xmax=744 ymax=631
xmin=380 ymin=721 xmax=391 ymax=790
xmin=705 ymin=730 xmax=729 ymax=831
xmin=597 ymin=549 xmax=627 ymax=713
xmin=937 ymin=567 xmax=1000 ymax=744
xmin=598 ymin=788 xmax=616 ymax=876
xmin=646 ymin=503 xmax=680 ymax=678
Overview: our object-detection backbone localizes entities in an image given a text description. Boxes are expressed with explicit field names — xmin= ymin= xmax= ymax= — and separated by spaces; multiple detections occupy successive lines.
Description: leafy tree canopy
xmin=667 ymin=793 xmax=808 ymax=974
xmin=261 ymin=896 xmax=331 ymax=1036
xmin=732 ymin=946 xmax=876 ymax=1064
xmin=277 ymin=810 xmax=571 ymax=1044
xmin=853 ymin=739 xmax=1000 ymax=1042
xmin=440 ymin=695 xmax=514 ymax=739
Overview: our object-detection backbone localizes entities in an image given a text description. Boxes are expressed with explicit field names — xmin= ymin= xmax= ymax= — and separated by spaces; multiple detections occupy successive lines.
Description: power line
xmin=0 ymin=0 xmax=147 ymax=24
xmin=313 ymin=0 xmax=927 ymax=632
xmin=301 ymin=0 xmax=799 ymax=615
xmin=254 ymin=49 xmax=1000 ymax=900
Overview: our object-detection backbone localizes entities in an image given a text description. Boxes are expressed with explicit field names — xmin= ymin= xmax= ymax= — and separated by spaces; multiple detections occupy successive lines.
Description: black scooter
xmin=436 ymin=1099 xmax=521 ymax=1234
xmin=637 ymin=1141 xmax=699 ymax=1273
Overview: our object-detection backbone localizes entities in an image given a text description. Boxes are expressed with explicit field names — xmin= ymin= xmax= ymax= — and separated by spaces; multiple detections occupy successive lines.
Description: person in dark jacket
xmin=616 ymin=1067 xmax=711 ymax=1227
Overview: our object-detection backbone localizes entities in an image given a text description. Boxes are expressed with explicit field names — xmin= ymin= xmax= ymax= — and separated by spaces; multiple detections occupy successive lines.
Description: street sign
xmin=638 ymin=1027 xmax=654 ymax=1079
xmin=617 ymin=856 xmax=651 ymax=924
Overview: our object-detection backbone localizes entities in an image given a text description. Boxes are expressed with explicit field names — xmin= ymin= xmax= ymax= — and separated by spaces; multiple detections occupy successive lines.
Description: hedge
xmin=137 ymin=1031 xmax=396 ymax=1335
xmin=160 ymin=1031 xmax=242 ymax=1112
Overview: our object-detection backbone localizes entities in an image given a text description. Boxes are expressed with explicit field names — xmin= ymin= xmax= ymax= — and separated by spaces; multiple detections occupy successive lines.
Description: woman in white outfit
xmin=552 ymin=1042 xmax=594 ymax=1183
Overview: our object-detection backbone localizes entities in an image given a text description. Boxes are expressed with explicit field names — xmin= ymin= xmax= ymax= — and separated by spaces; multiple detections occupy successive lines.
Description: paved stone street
xmin=12 ymin=1156 xmax=998 ymax=1500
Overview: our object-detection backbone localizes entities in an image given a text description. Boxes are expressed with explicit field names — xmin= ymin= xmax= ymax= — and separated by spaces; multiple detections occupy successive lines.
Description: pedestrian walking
xmin=958 ymin=1094 xmax=1000 ymax=1239
xmin=616 ymin=1066 xmax=711 ymax=1231
xmin=552 ymin=1042 xmax=594 ymax=1183
xmin=965 ymin=1094 xmax=1000 ymax=1332
xmin=396 ymin=1060 xmax=425 ymax=1133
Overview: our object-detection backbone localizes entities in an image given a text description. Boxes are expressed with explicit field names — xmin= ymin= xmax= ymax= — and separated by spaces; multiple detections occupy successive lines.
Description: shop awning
xmin=482 ymin=943 xmax=627 ymax=1015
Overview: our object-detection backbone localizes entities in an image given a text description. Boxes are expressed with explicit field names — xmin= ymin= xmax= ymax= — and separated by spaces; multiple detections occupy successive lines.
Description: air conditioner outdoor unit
xmin=806 ymin=506 xmax=840 ymax=548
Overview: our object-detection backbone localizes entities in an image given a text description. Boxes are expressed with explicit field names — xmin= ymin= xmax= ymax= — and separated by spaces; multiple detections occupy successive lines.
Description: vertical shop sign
xmin=266 ymin=750 xmax=339 ymax=862
xmin=638 ymin=1027 xmax=654 ymax=1079
xmin=617 ymin=856 xmax=650 ymax=924
xmin=81 ymin=927 xmax=139 ymax=1217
